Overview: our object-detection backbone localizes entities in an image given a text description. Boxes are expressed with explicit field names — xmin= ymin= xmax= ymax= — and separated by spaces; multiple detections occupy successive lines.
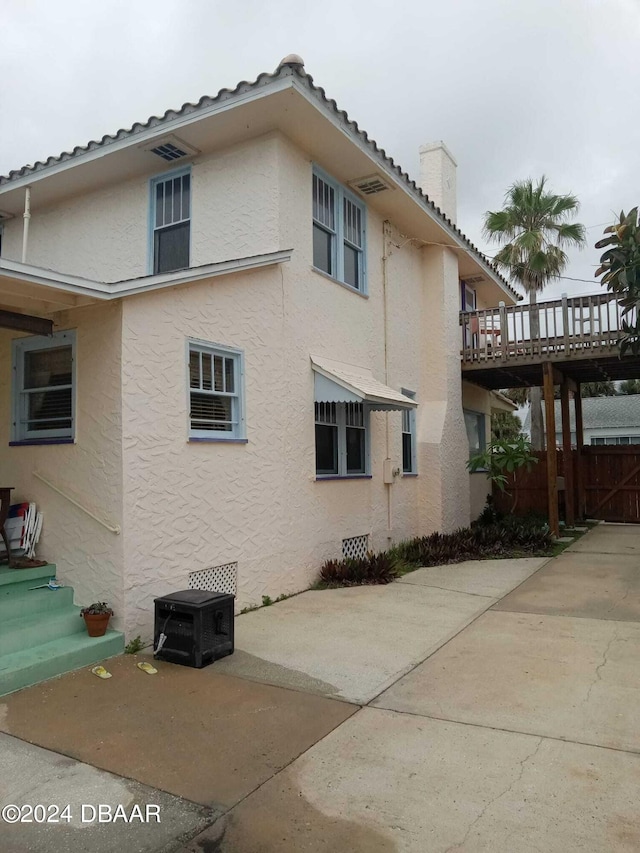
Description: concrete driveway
xmin=188 ymin=525 xmax=640 ymax=852
xmin=3 ymin=527 xmax=640 ymax=852
xmin=213 ymin=557 xmax=548 ymax=703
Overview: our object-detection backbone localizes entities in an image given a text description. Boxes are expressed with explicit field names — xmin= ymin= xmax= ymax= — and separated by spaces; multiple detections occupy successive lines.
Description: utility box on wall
xmin=154 ymin=589 xmax=234 ymax=668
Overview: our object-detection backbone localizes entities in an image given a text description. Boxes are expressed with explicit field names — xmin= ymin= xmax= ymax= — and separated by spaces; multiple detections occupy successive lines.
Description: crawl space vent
xmin=342 ymin=535 xmax=369 ymax=560
xmin=349 ymin=174 xmax=393 ymax=196
xmin=145 ymin=135 xmax=199 ymax=163
xmin=188 ymin=562 xmax=237 ymax=596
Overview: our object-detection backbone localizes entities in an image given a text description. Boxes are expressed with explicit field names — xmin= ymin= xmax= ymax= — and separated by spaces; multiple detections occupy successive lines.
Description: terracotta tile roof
xmin=0 ymin=56 xmax=519 ymax=300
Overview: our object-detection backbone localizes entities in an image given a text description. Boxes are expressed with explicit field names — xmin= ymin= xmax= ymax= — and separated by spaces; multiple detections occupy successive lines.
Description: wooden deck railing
xmin=461 ymin=292 xmax=634 ymax=366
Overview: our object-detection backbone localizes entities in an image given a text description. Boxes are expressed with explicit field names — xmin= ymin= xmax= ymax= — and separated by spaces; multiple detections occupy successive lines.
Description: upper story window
xmin=462 ymin=283 xmax=476 ymax=311
xmin=12 ymin=331 xmax=76 ymax=443
xmin=188 ymin=341 xmax=245 ymax=441
xmin=312 ymin=167 xmax=367 ymax=293
xmin=151 ymin=168 xmax=191 ymax=275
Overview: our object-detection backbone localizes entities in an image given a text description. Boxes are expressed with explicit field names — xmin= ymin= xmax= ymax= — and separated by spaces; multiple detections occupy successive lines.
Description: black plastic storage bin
xmin=154 ymin=589 xmax=234 ymax=668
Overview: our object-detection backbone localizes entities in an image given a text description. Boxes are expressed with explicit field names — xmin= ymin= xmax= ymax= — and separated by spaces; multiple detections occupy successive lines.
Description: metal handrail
xmin=33 ymin=471 xmax=121 ymax=535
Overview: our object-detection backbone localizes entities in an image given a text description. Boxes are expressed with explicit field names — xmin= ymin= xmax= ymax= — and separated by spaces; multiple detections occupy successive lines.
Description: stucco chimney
xmin=419 ymin=141 xmax=457 ymax=223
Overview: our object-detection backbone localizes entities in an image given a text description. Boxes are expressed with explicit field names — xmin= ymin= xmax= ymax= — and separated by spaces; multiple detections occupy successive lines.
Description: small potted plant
xmin=80 ymin=602 xmax=114 ymax=637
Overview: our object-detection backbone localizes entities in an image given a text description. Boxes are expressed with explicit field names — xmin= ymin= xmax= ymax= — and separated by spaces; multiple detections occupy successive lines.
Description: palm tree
xmin=620 ymin=379 xmax=640 ymax=395
xmin=580 ymin=381 xmax=616 ymax=397
xmin=484 ymin=177 xmax=586 ymax=450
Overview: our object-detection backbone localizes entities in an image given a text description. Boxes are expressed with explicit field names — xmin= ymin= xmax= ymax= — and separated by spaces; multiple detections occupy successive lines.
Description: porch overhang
xmin=490 ymin=390 xmax=518 ymax=413
xmin=312 ymin=356 xmax=416 ymax=412
xmin=0 ymin=250 xmax=292 ymax=316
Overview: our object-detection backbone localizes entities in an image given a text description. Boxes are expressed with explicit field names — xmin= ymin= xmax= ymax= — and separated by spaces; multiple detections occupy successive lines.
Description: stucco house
xmin=0 ymin=55 xmax=518 ymax=680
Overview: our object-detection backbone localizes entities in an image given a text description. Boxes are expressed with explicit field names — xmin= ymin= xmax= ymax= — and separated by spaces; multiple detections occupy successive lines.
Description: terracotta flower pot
xmin=83 ymin=613 xmax=111 ymax=637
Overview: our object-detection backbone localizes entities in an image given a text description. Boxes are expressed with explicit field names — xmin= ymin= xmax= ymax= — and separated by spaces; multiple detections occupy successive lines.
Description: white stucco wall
xmin=1 ymin=134 xmax=282 ymax=280
xmin=2 ymin=131 xmax=474 ymax=641
xmin=0 ymin=303 xmax=124 ymax=624
xmin=113 ymin=133 xmax=470 ymax=639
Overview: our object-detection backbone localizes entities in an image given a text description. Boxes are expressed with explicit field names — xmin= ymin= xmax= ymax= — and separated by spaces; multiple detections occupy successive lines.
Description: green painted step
xmin=0 ymin=564 xmax=57 ymax=588
xmin=0 ymin=586 xmax=75 ymax=620
xmin=0 ymin=629 xmax=124 ymax=697
xmin=0 ymin=606 xmax=86 ymax=656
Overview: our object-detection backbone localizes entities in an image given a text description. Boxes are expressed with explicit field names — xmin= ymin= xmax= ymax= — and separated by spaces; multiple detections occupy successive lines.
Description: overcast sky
xmin=2 ymin=0 xmax=639 ymax=299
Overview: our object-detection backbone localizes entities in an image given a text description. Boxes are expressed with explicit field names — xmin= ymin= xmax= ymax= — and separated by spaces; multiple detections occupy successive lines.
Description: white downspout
xmin=382 ymin=220 xmax=393 ymax=542
xmin=21 ymin=186 xmax=31 ymax=263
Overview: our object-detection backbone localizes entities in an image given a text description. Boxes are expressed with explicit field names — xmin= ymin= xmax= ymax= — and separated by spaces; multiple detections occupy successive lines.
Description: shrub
xmin=390 ymin=517 xmax=553 ymax=570
xmin=318 ymin=552 xmax=399 ymax=587
xmin=317 ymin=518 xmax=553 ymax=588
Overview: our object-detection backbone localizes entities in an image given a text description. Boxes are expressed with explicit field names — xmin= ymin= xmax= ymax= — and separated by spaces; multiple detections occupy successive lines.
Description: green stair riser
xmin=0 ymin=607 xmax=87 ymax=656
xmin=0 ymin=631 xmax=124 ymax=696
xmin=0 ymin=565 xmax=57 ymax=588
xmin=0 ymin=586 xmax=75 ymax=619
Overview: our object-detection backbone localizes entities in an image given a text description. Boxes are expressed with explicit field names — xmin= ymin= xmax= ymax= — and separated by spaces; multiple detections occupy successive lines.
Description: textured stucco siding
xmin=2 ymin=180 xmax=148 ymax=281
xmin=1 ymin=135 xmax=282 ymax=280
xmin=0 ymin=303 xmax=124 ymax=623
xmin=117 ymin=134 xmax=469 ymax=639
xmin=2 ymin=130 xmax=473 ymax=640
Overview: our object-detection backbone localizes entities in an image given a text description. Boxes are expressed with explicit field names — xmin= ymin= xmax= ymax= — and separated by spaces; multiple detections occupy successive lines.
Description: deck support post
xmin=574 ymin=385 xmax=585 ymax=518
xmin=543 ymin=361 xmax=560 ymax=537
xmin=560 ymin=377 xmax=575 ymax=527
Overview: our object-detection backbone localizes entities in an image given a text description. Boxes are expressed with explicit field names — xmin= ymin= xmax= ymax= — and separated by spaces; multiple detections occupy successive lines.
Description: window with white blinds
xmin=312 ymin=167 xmax=366 ymax=292
xmin=188 ymin=341 xmax=245 ymax=440
xmin=151 ymin=168 xmax=191 ymax=274
xmin=12 ymin=331 xmax=76 ymax=442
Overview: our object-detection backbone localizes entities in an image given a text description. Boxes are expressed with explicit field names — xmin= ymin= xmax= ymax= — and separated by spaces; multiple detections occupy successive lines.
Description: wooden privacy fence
xmin=492 ymin=447 xmax=640 ymax=524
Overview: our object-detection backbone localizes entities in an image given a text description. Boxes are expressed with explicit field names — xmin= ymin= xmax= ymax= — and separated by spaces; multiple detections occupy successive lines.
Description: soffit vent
xmin=143 ymin=134 xmax=200 ymax=162
xmin=349 ymin=174 xmax=394 ymax=196
xmin=461 ymin=275 xmax=485 ymax=285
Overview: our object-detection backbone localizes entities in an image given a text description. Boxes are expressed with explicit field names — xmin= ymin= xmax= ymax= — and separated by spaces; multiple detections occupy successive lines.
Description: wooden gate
xmin=492 ymin=447 xmax=640 ymax=524
xmin=582 ymin=446 xmax=640 ymax=523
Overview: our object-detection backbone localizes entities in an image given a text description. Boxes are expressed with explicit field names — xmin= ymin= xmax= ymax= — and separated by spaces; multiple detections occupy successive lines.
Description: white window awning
xmin=312 ymin=355 xmax=417 ymax=412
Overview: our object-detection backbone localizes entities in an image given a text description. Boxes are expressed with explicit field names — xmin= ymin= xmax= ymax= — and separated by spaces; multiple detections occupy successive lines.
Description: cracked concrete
xmin=493 ymin=551 xmax=640 ymax=622
xmin=4 ymin=529 xmax=640 ymax=852
xmin=373 ymin=610 xmax=640 ymax=751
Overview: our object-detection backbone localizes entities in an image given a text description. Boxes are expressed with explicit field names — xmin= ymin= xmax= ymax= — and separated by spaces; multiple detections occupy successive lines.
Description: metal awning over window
xmin=312 ymin=355 xmax=417 ymax=412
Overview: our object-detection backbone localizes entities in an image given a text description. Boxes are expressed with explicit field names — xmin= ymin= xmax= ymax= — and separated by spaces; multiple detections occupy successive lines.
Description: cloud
xmin=2 ymin=0 xmax=639 ymax=296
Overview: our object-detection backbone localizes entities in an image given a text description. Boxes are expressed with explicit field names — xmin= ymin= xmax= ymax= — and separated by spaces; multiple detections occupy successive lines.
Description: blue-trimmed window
xmin=312 ymin=167 xmax=366 ymax=292
xmin=315 ymin=402 xmax=369 ymax=477
xmin=464 ymin=409 xmax=486 ymax=460
xmin=188 ymin=341 xmax=245 ymax=440
xmin=150 ymin=168 xmax=191 ymax=274
xmin=401 ymin=390 xmax=417 ymax=474
xmin=12 ymin=331 xmax=76 ymax=442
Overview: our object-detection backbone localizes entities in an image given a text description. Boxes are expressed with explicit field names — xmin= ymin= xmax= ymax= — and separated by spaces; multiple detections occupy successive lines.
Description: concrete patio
xmin=2 ymin=525 xmax=640 ymax=851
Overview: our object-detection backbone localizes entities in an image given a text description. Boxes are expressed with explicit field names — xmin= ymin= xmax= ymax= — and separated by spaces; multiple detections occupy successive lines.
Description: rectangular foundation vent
xmin=188 ymin=562 xmax=237 ymax=597
xmin=342 ymin=535 xmax=369 ymax=560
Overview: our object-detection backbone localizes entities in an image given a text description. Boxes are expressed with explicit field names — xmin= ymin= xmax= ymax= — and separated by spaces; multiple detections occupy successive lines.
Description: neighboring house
xmin=523 ymin=395 xmax=640 ymax=446
xmin=0 ymin=55 xmax=518 ymax=644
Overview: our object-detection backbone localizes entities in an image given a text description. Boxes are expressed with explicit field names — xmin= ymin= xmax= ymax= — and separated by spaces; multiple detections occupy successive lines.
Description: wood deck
xmin=460 ymin=293 xmax=640 ymax=389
